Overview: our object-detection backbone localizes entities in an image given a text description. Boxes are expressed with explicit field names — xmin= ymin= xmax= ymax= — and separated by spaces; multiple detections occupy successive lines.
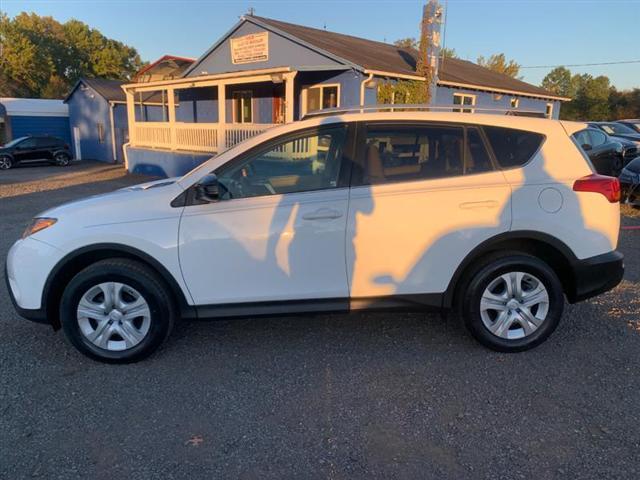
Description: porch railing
xmin=130 ymin=122 xmax=277 ymax=153
xmin=225 ymin=124 xmax=276 ymax=148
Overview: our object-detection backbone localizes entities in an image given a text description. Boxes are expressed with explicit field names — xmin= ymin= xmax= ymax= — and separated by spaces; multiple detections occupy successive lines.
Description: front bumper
xmin=5 ymin=263 xmax=48 ymax=324
xmin=569 ymin=250 xmax=624 ymax=303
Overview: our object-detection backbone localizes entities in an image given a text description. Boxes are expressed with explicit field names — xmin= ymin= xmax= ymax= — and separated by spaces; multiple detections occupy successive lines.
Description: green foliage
xmin=477 ymin=53 xmax=521 ymax=79
xmin=541 ymin=67 xmax=574 ymax=98
xmin=377 ymin=79 xmax=428 ymax=104
xmin=0 ymin=12 xmax=145 ymax=98
xmin=541 ymin=66 xmax=638 ymax=121
xmin=440 ymin=47 xmax=458 ymax=59
xmin=393 ymin=38 xmax=417 ymax=50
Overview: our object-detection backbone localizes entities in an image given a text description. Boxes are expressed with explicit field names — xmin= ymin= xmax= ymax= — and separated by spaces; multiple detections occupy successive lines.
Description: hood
xmin=611 ymin=133 xmax=640 ymax=143
xmin=38 ymin=178 xmax=185 ymax=226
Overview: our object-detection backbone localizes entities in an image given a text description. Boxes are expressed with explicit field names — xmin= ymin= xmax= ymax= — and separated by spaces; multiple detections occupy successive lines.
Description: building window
xmin=97 ymin=123 xmax=105 ymax=143
xmin=304 ymin=84 xmax=340 ymax=114
xmin=232 ymin=91 xmax=253 ymax=123
xmin=452 ymin=93 xmax=475 ymax=113
xmin=545 ymin=103 xmax=554 ymax=119
xmin=510 ymin=97 xmax=519 ymax=108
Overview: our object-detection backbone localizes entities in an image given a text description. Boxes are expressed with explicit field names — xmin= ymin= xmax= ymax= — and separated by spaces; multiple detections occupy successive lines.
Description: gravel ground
xmin=1 ymin=164 xmax=639 ymax=479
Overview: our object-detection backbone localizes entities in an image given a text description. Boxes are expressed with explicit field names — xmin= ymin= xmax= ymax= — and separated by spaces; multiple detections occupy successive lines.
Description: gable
xmin=185 ymin=21 xmax=347 ymax=77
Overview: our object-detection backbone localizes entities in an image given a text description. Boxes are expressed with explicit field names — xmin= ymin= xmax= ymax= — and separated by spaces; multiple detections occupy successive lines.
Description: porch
xmin=122 ymin=67 xmax=299 ymax=155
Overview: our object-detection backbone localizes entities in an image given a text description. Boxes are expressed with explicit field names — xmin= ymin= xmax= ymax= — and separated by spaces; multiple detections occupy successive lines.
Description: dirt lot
xmin=1 ymin=163 xmax=639 ymax=479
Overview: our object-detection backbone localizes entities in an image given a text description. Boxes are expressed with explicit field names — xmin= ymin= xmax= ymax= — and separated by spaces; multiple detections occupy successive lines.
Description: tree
xmin=394 ymin=37 xmax=417 ymax=50
xmin=440 ymin=47 xmax=458 ymax=59
xmin=542 ymin=66 xmax=574 ymax=98
xmin=477 ymin=53 xmax=521 ymax=78
xmin=0 ymin=12 xmax=145 ymax=98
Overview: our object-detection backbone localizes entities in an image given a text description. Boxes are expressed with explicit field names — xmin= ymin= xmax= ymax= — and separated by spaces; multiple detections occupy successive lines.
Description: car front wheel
xmin=460 ymin=253 xmax=564 ymax=352
xmin=60 ymin=258 xmax=176 ymax=363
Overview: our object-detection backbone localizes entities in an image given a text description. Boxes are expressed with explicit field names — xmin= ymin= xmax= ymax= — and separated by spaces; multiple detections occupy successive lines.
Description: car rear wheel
xmin=60 ymin=258 xmax=176 ymax=363
xmin=0 ymin=156 xmax=13 ymax=170
xmin=460 ymin=253 xmax=564 ymax=352
xmin=54 ymin=152 xmax=71 ymax=166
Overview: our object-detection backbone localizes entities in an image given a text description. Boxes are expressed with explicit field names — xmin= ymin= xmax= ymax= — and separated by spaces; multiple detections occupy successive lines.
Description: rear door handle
xmin=459 ymin=200 xmax=499 ymax=210
xmin=302 ymin=208 xmax=343 ymax=220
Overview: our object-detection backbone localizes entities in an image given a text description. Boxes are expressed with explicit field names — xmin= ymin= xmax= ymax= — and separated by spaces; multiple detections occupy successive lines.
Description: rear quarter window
xmin=483 ymin=126 xmax=545 ymax=169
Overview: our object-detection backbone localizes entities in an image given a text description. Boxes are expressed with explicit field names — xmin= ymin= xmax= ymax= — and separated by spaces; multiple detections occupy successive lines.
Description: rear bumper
xmin=569 ymin=250 xmax=624 ymax=303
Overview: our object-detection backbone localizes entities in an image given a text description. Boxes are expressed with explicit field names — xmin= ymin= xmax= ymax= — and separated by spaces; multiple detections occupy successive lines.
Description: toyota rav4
xmin=5 ymin=111 xmax=624 ymax=362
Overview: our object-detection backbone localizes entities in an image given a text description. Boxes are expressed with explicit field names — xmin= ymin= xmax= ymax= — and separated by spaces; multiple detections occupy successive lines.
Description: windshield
xmin=600 ymin=123 xmax=636 ymax=135
xmin=3 ymin=136 xmax=28 ymax=148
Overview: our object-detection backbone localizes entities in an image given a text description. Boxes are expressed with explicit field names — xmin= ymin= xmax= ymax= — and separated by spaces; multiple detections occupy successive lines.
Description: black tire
xmin=60 ymin=258 xmax=176 ymax=363
xmin=459 ymin=252 xmax=564 ymax=352
xmin=54 ymin=152 xmax=71 ymax=166
xmin=0 ymin=156 xmax=13 ymax=170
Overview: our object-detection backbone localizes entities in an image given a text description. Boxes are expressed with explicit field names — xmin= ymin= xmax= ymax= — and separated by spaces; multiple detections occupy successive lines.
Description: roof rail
xmin=302 ymin=104 xmax=548 ymax=119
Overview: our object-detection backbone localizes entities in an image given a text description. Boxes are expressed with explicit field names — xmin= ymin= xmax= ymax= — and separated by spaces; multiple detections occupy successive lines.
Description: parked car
xmin=571 ymin=128 xmax=626 ymax=176
xmin=620 ymin=156 xmax=640 ymax=207
xmin=588 ymin=121 xmax=640 ymax=144
xmin=6 ymin=111 xmax=624 ymax=362
xmin=616 ymin=119 xmax=640 ymax=134
xmin=0 ymin=135 xmax=73 ymax=170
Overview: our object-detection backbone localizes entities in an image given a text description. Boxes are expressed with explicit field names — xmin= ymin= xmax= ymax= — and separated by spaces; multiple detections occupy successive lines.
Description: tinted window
xmin=363 ymin=125 xmax=464 ymax=185
xmin=18 ymin=138 xmax=37 ymax=148
xmin=216 ymin=127 xmax=347 ymax=199
xmin=466 ymin=128 xmax=494 ymax=174
xmin=35 ymin=138 xmax=53 ymax=148
xmin=589 ymin=130 xmax=607 ymax=147
xmin=573 ymin=130 xmax=591 ymax=148
xmin=483 ymin=126 xmax=545 ymax=168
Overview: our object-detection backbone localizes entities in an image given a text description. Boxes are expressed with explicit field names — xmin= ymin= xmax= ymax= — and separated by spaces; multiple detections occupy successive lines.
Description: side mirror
xmin=581 ymin=144 xmax=592 ymax=151
xmin=195 ymin=174 xmax=220 ymax=203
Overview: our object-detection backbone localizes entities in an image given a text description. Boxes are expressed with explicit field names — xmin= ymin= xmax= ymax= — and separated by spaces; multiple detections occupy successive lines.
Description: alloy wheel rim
xmin=0 ymin=158 xmax=10 ymax=169
xmin=480 ymin=271 xmax=550 ymax=340
xmin=56 ymin=154 xmax=68 ymax=165
xmin=77 ymin=282 xmax=151 ymax=351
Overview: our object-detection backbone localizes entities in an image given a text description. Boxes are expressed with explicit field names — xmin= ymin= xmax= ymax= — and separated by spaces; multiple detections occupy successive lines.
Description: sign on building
xmin=230 ymin=32 xmax=269 ymax=64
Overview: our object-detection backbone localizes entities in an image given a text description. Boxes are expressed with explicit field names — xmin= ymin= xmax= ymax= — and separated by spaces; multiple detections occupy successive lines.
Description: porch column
xmin=125 ymin=89 xmax=136 ymax=144
xmin=167 ymin=87 xmax=176 ymax=150
xmin=285 ymin=72 xmax=298 ymax=123
xmin=218 ymin=82 xmax=226 ymax=150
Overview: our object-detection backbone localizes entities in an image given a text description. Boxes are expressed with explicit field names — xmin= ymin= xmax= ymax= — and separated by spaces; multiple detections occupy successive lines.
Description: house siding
xmin=187 ymin=21 xmax=344 ymax=77
xmin=434 ymin=86 xmax=560 ymax=119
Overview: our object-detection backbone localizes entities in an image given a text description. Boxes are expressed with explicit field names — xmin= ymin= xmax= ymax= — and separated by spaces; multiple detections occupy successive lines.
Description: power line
xmin=521 ymin=60 xmax=640 ymax=69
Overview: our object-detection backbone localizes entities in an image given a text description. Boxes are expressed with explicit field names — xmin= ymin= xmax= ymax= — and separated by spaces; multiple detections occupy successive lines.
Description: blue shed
xmin=64 ymin=78 xmax=130 ymax=163
xmin=0 ymin=98 xmax=71 ymax=147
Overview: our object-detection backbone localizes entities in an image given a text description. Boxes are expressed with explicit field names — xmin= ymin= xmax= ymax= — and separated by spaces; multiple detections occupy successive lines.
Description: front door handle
xmin=459 ymin=200 xmax=499 ymax=210
xmin=302 ymin=208 xmax=343 ymax=220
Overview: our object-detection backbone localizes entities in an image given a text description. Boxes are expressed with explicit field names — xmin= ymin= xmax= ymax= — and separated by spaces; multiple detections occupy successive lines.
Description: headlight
xmin=22 ymin=217 xmax=57 ymax=239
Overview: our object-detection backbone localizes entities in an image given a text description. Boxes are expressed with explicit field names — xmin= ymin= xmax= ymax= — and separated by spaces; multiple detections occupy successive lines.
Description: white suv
xmin=6 ymin=111 xmax=624 ymax=362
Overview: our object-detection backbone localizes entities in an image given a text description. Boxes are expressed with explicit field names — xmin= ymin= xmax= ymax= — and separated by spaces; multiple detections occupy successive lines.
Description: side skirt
xmin=193 ymin=293 xmax=444 ymax=320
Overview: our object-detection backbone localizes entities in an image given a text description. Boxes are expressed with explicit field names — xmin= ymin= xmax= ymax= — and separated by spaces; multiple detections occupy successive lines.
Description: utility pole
xmin=416 ymin=1 xmax=443 ymax=104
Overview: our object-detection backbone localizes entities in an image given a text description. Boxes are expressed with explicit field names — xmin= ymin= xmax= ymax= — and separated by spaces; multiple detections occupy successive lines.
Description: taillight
xmin=573 ymin=174 xmax=621 ymax=203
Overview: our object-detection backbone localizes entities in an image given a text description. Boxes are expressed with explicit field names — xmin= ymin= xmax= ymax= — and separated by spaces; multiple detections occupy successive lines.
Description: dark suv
xmin=0 ymin=136 xmax=73 ymax=170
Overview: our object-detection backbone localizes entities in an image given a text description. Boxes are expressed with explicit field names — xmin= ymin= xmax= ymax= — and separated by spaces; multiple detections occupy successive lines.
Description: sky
xmin=2 ymin=0 xmax=639 ymax=90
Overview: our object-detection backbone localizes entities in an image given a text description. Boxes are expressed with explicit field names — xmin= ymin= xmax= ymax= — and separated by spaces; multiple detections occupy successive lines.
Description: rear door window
xmin=362 ymin=125 xmax=464 ymax=185
xmin=483 ymin=126 xmax=545 ymax=169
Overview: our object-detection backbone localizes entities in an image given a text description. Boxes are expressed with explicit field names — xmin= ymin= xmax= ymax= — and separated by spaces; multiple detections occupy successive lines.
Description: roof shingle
xmin=252 ymin=16 xmax=562 ymax=100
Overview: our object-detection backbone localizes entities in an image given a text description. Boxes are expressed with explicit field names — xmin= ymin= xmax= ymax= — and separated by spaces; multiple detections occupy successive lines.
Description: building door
xmin=73 ymin=127 xmax=82 ymax=160
xmin=272 ymin=85 xmax=285 ymax=124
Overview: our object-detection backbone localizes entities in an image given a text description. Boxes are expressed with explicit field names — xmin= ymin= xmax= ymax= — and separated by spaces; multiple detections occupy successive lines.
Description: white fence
xmin=131 ymin=122 xmax=277 ymax=153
